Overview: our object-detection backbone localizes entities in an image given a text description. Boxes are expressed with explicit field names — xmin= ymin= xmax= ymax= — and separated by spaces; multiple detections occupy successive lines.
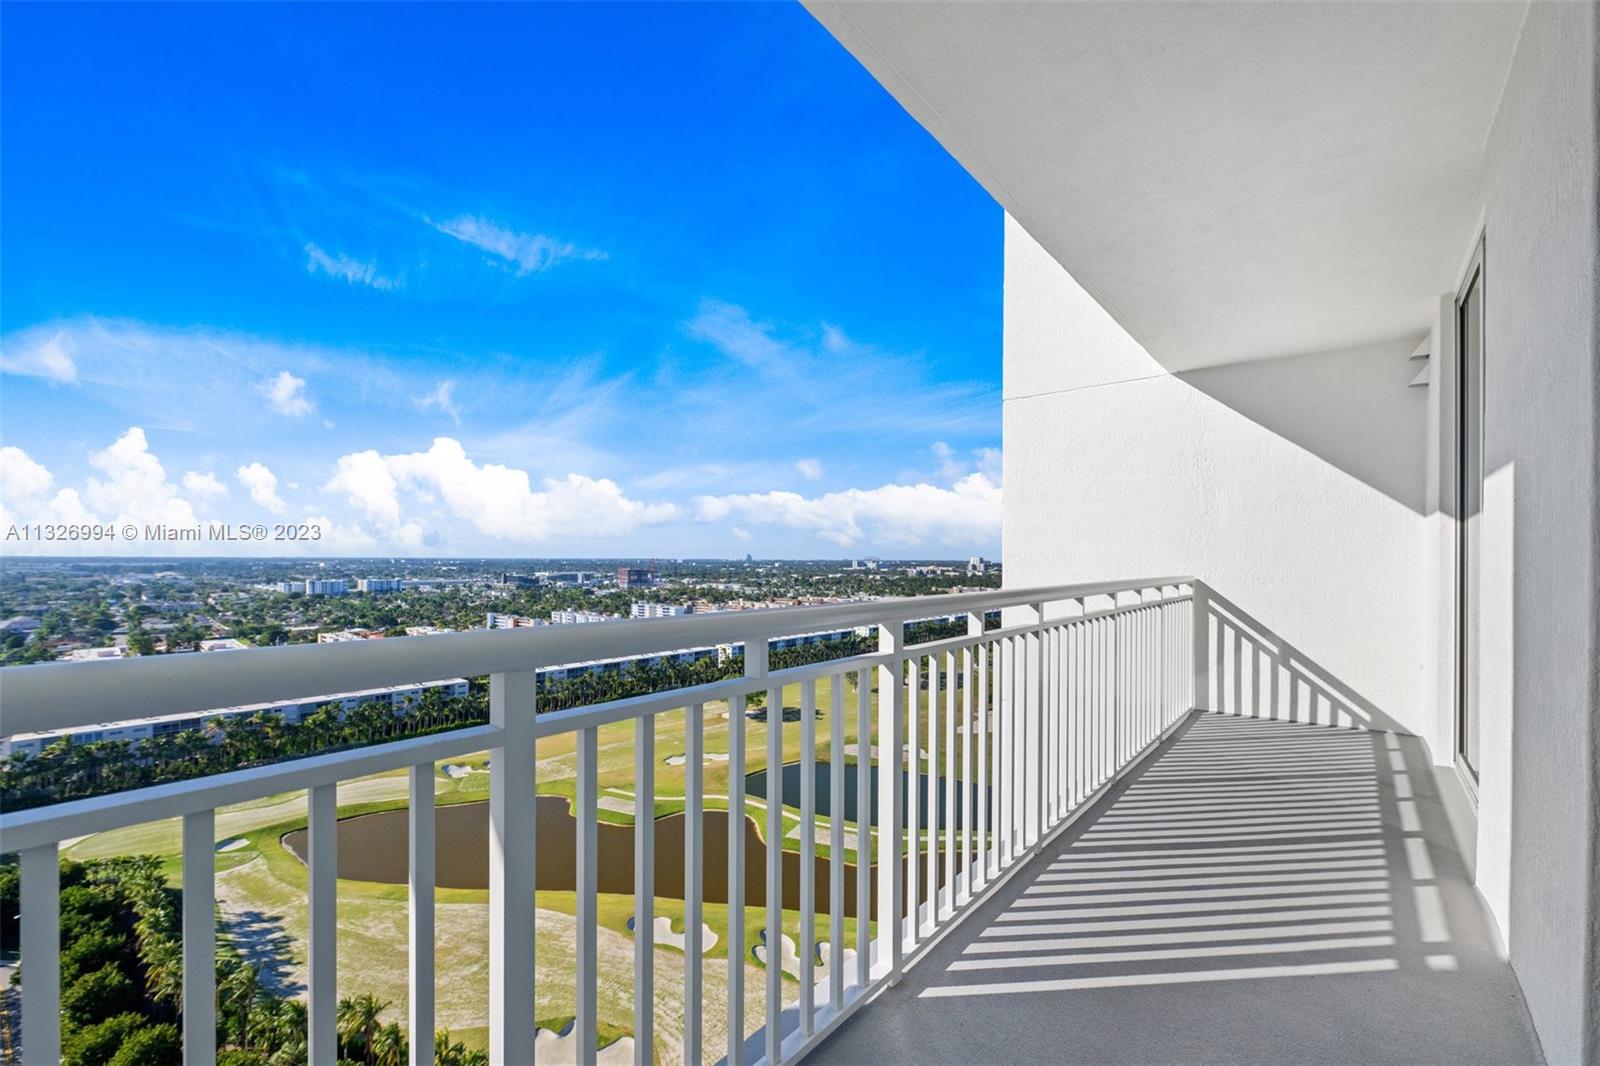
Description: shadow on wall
xmin=1176 ymin=337 xmax=1428 ymax=514
xmin=1200 ymin=585 xmax=1407 ymax=733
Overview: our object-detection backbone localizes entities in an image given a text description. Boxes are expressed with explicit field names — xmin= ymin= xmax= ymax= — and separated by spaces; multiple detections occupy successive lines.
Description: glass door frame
xmin=1454 ymin=236 xmax=1485 ymax=795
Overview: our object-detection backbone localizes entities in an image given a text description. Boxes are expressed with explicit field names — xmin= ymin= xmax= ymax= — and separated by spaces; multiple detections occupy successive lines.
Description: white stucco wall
xmin=1003 ymin=214 xmax=1434 ymax=747
xmin=1003 ymin=4 xmax=1598 ymax=1055
xmin=1474 ymin=3 xmax=1600 ymax=1061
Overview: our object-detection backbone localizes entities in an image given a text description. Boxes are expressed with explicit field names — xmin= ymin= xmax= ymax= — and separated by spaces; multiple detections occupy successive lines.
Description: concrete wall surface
xmin=1003 ymin=214 xmax=1432 ymax=745
xmin=1476 ymin=3 xmax=1600 ymax=1062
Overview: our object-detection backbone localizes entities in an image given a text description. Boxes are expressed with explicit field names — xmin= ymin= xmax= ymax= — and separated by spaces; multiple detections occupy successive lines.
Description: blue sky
xmin=0 ymin=2 xmax=1001 ymax=558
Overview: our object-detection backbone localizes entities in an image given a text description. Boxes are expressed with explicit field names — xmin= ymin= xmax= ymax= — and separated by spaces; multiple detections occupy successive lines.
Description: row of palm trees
xmin=0 ymin=688 xmax=490 ymax=811
xmin=3 ymin=856 xmax=493 ymax=1066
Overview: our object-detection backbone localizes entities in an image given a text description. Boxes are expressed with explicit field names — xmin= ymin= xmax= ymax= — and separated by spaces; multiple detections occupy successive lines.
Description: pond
xmin=745 ymin=759 xmax=993 ymax=832
xmin=283 ymin=795 xmax=905 ymax=917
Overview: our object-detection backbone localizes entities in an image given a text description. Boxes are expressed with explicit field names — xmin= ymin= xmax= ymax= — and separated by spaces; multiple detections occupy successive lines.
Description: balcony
xmin=0 ymin=579 xmax=1540 ymax=1064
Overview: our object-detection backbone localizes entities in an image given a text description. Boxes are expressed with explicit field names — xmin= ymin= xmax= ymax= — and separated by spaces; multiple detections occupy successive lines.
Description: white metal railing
xmin=0 ymin=577 xmax=1197 ymax=1065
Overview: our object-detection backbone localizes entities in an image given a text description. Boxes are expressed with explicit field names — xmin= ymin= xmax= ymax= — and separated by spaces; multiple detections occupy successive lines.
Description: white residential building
xmin=485 ymin=612 xmax=544 ymax=630
xmin=358 ymin=578 xmax=404 ymax=593
xmin=303 ymin=579 xmax=347 ymax=596
xmin=630 ymin=602 xmax=694 ymax=619
xmin=549 ymin=608 xmax=618 ymax=625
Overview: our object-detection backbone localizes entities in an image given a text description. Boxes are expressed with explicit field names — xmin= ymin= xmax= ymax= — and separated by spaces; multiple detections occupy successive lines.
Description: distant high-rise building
xmin=304 ymin=579 xmax=348 ymax=596
xmin=617 ymin=566 xmax=657 ymax=589
xmin=358 ymin=578 xmax=404 ymax=593
xmin=967 ymin=556 xmax=990 ymax=576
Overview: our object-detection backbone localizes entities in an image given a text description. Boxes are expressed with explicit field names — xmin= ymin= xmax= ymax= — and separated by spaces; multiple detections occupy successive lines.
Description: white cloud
xmin=796 ymin=458 xmax=823 ymax=481
xmin=326 ymin=450 xmax=401 ymax=526
xmin=432 ymin=215 xmax=605 ymax=275
xmin=182 ymin=471 xmax=228 ymax=499
xmin=0 ymin=446 xmax=93 ymax=531
xmin=304 ymin=242 xmax=397 ymax=291
xmin=237 ymin=462 xmax=286 ymax=513
xmin=84 ymin=428 xmax=201 ymax=529
xmin=259 ymin=371 xmax=312 ymax=417
xmin=0 ymin=329 xmax=78 ymax=383
xmin=326 ymin=437 xmax=676 ymax=543
xmin=416 ymin=380 xmax=461 ymax=424
xmin=695 ymin=471 xmax=1001 ymax=549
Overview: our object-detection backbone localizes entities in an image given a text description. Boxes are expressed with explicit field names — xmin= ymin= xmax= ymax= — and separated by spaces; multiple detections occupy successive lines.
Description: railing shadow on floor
xmin=806 ymin=711 xmax=1543 ymax=1066
xmin=1198 ymin=584 xmax=1408 ymax=733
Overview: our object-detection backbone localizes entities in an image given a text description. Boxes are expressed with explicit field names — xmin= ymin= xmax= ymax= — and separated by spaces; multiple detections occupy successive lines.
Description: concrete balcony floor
xmin=810 ymin=713 xmax=1543 ymax=1065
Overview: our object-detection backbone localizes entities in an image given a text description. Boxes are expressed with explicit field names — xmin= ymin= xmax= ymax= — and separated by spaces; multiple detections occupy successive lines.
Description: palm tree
xmin=370 ymin=1021 xmax=406 ymax=1066
xmin=337 ymin=992 xmax=390 ymax=1064
xmin=219 ymin=956 xmax=260 ymax=1050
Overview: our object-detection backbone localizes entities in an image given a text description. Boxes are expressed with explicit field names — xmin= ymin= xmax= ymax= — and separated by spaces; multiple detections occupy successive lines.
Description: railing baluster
xmin=976 ymin=638 xmax=989 ymax=885
xmin=923 ymin=653 xmax=937 ymax=931
xmin=942 ymin=647 xmax=956 ymax=917
xmin=409 ymin=763 xmax=435 ymax=1066
xmin=19 ymin=843 xmax=59 ymax=1066
xmin=634 ymin=713 xmax=655 ymax=1066
xmin=577 ymin=726 xmax=600 ymax=1066
xmin=489 ymin=669 xmax=537 ymax=1066
xmin=764 ymin=674 xmax=783 ymax=1066
xmin=853 ymin=667 xmax=871 ymax=992
xmin=727 ymin=692 xmax=747 ymax=1066
xmin=799 ymin=678 xmax=817 ymax=1036
xmin=182 ymin=809 xmax=216 ymax=1066
xmin=308 ymin=782 xmax=338 ymax=1065
xmin=684 ymin=704 xmax=704 ymax=1066
xmin=876 ymin=621 xmax=905 ymax=983
xmin=828 ymin=672 xmax=846 ymax=1014
xmin=905 ymin=655 xmax=920 ymax=945
xmin=995 ymin=637 xmax=1008 ymax=870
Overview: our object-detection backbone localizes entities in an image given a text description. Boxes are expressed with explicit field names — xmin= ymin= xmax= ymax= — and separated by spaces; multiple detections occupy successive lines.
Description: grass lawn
xmin=63 ymin=674 xmax=979 ymax=1062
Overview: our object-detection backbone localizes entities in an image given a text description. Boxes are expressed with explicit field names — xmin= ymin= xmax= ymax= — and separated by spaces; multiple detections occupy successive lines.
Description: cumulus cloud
xmin=0 ymin=329 xmax=79 ymax=383
xmin=84 ymin=428 xmax=201 ymax=529
xmin=0 ymin=446 xmax=92 ymax=530
xmin=795 ymin=458 xmax=823 ymax=481
xmin=182 ymin=471 xmax=228 ymax=499
xmin=325 ymin=437 xmax=676 ymax=543
xmin=326 ymin=449 xmax=402 ymax=526
xmin=304 ymin=242 xmax=397 ymax=290
xmin=432 ymin=215 xmax=605 ymax=275
xmin=258 ymin=371 xmax=312 ymax=416
xmin=695 ymin=471 xmax=1001 ymax=549
xmin=237 ymin=462 xmax=286 ymax=513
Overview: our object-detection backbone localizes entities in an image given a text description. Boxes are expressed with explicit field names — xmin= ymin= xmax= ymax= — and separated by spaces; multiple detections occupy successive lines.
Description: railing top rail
xmin=0 ymin=576 xmax=1192 ymax=737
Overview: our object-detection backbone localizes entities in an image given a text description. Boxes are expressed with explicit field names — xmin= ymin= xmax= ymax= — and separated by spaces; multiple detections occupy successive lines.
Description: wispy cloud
xmin=416 ymin=380 xmax=461 ymax=424
xmin=431 ymin=215 xmax=606 ymax=275
xmin=258 ymin=370 xmax=313 ymax=416
xmin=796 ymin=457 xmax=823 ymax=481
xmin=0 ymin=328 xmax=79 ymax=383
xmin=304 ymin=242 xmax=398 ymax=290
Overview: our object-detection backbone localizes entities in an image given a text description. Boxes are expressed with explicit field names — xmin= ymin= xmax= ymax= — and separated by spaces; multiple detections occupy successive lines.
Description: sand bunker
xmin=534 ymin=1025 xmax=634 ymax=1065
xmin=663 ymin=750 xmax=731 ymax=767
xmin=626 ymin=914 xmax=720 ymax=954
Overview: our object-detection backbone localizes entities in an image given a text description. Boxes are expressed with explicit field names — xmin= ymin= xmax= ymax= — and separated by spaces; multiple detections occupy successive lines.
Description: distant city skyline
xmin=0 ymin=4 xmax=1002 ymax=558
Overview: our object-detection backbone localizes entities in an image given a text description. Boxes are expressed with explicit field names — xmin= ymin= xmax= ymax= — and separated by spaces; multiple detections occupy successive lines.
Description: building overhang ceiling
xmin=805 ymin=1 xmax=1528 ymax=369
